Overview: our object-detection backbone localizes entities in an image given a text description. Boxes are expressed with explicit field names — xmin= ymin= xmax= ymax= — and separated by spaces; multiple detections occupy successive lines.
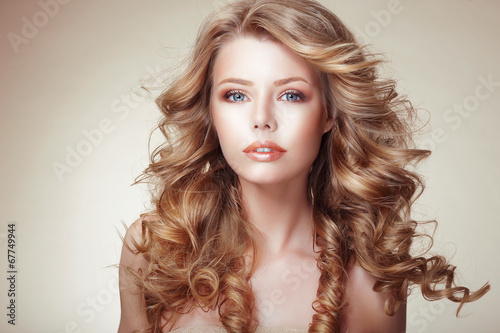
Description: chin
xmin=238 ymin=169 xmax=308 ymax=187
xmin=242 ymin=176 xmax=288 ymax=186
xmin=228 ymin=160 xmax=311 ymax=187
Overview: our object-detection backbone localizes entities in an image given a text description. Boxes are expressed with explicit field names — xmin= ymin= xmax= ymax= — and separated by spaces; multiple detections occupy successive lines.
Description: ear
xmin=323 ymin=116 xmax=334 ymax=134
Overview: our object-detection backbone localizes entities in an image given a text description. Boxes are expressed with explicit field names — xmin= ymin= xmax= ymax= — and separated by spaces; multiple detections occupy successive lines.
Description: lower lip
xmin=244 ymin=150 xmax=286 ymax=162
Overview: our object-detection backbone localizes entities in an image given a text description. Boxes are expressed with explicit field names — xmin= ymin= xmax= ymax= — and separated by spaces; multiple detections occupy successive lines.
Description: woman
xmin=118 ymin=0 xmax=490 ymax=332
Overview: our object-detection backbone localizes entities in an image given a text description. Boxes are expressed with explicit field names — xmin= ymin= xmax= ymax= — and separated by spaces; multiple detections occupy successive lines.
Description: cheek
xmin=291 ymin=110 xmax=326 ymax=153
xmin=211 ymin=113 xmax=251 ymax=176
xmin=211 ymin=109 xmax=245 ymax=157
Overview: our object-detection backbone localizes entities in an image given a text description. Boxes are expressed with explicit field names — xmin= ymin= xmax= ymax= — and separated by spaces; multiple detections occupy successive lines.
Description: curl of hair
xmin=127 ymin=0 xmax=490 ymax=332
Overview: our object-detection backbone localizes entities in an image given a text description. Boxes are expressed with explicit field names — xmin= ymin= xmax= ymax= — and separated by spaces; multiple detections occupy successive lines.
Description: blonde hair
xmin=127 ymin=0 xmax=490 ymax=332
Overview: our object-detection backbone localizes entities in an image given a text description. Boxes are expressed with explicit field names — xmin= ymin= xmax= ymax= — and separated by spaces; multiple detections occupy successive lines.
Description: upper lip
xmin=243 ymin=141 xmax=287 ymax=153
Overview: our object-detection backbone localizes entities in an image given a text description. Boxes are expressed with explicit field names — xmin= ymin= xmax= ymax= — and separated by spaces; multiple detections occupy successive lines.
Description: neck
xmin=239 ymin=175 xmax=315 ymax=256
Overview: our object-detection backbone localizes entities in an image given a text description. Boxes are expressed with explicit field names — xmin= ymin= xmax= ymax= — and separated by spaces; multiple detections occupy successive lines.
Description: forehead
xmin=212 ymin=36 xmax=320 ymax=85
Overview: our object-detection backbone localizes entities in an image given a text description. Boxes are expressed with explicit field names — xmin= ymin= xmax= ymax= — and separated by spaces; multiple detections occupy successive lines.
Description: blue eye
xmin=225 ymin=91 xmax=248 ymax=102
xmin=280 ymin=91 xmax=304 ymax=102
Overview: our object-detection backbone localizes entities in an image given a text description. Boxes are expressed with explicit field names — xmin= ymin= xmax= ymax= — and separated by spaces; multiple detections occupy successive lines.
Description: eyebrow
xmin=217 ymin=77 xmax=309 ymax=87
xmin=274 ymin=77 xmax=309 ymax=86
xmin=217 ymin=78 xmax=254 ymax=86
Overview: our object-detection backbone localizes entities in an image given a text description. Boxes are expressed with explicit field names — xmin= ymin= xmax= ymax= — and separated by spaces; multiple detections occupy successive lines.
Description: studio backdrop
xmin=0 ymin=0 xmax=498 ymax=332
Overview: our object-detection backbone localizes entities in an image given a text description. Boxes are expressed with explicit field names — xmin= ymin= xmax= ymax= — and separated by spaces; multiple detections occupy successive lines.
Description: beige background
xmin=1 ymin=0 xmax=498 ymax=332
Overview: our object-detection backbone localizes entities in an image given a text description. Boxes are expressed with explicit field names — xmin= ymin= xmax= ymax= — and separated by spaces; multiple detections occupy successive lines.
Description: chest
xmin=168 ymin=255 xmax=321 ymax=330
xmin=250 ymin=255 xmax=321 ymax=328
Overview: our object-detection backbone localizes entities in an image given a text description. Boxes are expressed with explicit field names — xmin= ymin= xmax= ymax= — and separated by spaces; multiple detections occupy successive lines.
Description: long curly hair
xmin=126 ymin=0 xmax=490 ymax=332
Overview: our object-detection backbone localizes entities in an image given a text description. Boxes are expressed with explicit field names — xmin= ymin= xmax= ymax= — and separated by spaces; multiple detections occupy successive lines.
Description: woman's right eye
xmin=224 ymin=90 xmax=248 ymax=102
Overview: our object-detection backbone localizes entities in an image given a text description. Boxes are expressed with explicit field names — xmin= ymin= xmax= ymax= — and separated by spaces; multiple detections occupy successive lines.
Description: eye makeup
xmin=222 ymin=88 xmax=307 ymax=103
xmin=223 ymin=89 xmax=248 ymax=102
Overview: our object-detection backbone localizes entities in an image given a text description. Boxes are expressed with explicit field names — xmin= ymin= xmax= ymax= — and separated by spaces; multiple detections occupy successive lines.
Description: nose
xmin=252 ymin=97 xmax=277 ymax=132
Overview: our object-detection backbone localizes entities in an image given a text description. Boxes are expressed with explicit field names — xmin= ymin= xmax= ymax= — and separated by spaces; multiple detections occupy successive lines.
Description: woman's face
xmin=210 ymin=35 xmax=332 ymax=186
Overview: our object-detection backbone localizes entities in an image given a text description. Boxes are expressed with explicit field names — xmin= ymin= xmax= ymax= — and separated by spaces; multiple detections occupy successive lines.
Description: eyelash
xmin=279 ymin=90 xmax=305 ymax=102
xmin=222 ymin=89 xmax=306 ymax=103
xmin=223 ymin=90 xmax=247 ymax=102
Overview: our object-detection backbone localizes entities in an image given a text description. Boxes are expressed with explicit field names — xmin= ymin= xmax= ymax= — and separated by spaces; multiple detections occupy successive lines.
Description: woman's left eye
xmin=279 ymin=91 xmax=304 ymax=102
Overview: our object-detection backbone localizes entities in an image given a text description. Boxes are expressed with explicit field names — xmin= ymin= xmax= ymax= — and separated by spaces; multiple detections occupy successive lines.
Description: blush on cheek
xmin=208 ymin=36 xmax=329 ymax=185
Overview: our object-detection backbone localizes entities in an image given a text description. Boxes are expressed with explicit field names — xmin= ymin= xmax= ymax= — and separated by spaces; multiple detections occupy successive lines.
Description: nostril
xmin=253 ymin=124 xmax=272 ymax=129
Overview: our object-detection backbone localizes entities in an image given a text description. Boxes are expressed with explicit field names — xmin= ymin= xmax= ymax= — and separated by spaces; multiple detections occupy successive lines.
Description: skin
xmin=210 ymin=35 xmax=332 ymax=256
xmin=118 ymin=36 xmax=406 ymax=332
xmin=210 ymin=35 xmax=331 ymax=328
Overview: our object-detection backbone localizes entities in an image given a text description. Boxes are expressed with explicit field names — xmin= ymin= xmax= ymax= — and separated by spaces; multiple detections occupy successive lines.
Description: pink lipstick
xmin=243 ymin=141 xmax=287 ymax=162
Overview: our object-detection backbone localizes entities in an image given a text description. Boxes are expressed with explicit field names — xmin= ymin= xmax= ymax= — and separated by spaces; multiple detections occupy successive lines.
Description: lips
xmin=243 ymin=141 xmax=287 ymax=162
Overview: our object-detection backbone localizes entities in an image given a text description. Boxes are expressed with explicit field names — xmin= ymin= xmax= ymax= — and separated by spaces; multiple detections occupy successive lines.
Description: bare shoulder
xmin=343 ymin=263 xmax=406 ymax=333
xmin=123 ymin=216 xmax=148 ymax=255
xmin=117 ymin=216 xmax=151 ymax=333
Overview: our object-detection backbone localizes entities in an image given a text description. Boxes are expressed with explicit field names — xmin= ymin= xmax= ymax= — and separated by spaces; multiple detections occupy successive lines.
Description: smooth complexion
xmin=208 ymin=36 xmax=333 ymax=328
xmin=211 ymin=35 xmax=332 ymax=187
xmin=208 ymin=36 xmax=406 ymax=331
xmin=118 ymin=35 xmax=406 ymax=332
